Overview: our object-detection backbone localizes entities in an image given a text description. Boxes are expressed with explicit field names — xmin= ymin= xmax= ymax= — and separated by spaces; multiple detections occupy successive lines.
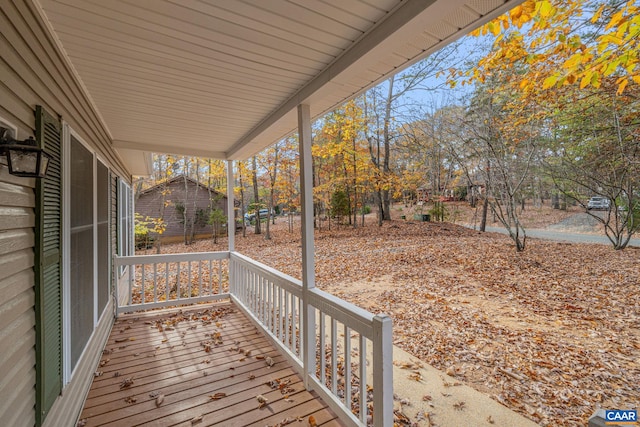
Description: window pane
xmin=97 ymin=161 xmax=109 ymax=315
xmin=125 ymin=183 xmax=132 ymax=256
xmin=118 ymin=180 xmax=132 ymax=277
xmin=69 ymin=136 xmax=94 ymax=369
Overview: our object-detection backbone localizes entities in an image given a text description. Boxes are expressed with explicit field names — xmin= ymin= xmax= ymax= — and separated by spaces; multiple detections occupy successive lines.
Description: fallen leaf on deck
xmin=124 ymin=395 xmax=137 ymax=404
xmin=308 ymin=415 xmax=317 ymax=427
xmin=257 ymin=394 xmax=268 ymax=408
xmin=155 ymin=394 xmax=164 ymax=407
xmin=119 ymin=377 xmax=134 ymax=389
xmin=190 ymin=415 xmax=203 ymax=424
xmin=209 ymin=392 xmax=226 ymax=400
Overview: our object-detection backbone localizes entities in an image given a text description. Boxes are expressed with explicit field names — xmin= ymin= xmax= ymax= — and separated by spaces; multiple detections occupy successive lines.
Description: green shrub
xmin=331 ymin=189 xmax=350 ymax=219
xmin=428 ymin=201 xmax=448 ymax=222
xmin=360 ymin=205 xmax=371 ymax=215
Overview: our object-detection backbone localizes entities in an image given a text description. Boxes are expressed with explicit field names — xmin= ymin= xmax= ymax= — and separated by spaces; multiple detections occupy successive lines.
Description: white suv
xmin=244 ymin=208 xmax=271 ymax=222
xmin=587 ymin=196 xmax=610 ymax=210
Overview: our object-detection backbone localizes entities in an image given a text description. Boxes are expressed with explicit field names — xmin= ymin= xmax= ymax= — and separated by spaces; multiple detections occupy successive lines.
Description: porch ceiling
xmin=37 ymin=0 xmax=522 ymax=168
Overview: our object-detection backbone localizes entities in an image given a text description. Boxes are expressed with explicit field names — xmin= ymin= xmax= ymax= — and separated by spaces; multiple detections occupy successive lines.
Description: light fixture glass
xmin=0 ymin=130 xmax=50 ymax=178
xmin=7 ymin=146 xmax=50 ymax=178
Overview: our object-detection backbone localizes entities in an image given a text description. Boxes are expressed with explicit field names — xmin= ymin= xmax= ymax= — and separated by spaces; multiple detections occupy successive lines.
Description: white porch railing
xmin=114 ymin=251 xmax=393 ymax=427
xmin=229 ymin=252 xmax=392 ymax=427
xmin=114 ymin=252 xmax=230 ymax=314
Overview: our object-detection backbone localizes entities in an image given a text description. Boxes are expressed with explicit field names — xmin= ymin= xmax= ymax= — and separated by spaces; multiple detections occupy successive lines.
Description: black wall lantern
xmin=0 ymin=127 xmax=50 ymax=178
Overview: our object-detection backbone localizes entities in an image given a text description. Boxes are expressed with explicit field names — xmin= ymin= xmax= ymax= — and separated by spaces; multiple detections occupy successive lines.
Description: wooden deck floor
xmin=79 ymin=302 xmax=344 ymax=427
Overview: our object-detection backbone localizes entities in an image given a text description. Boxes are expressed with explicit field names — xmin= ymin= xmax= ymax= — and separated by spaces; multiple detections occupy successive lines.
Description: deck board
xmin=79 ymin=302 xmax=345 ymax=427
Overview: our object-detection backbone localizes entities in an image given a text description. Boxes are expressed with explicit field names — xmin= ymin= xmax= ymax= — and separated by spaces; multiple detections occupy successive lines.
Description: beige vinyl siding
xmin=0 ymin=1 xmax=132 ymax=425
xmin=0 ymin=167 xmax=37 ymax=427
xmin=0 ymin=0 xmax=129 ymax=179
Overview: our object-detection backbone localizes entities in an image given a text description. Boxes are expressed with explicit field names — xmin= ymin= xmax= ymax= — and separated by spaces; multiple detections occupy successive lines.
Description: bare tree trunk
xmin=190 ymin=157 xmax=200 ymax=243
xmin=252 ymin=156 xmax=261 ymax=234
xmin=479 ymin=195 xmax=488 ymax=232
xmin=364 ymin=92 xmax=385 ymax=227
xmin=239 ymin=167 xmax=246 ymax=238
xmin=353 ymin=136 xmax=358 ymax=228
xmin=376 ymin=192 xmax=383 ymax=226
xmin=264 ymin=198 xmax=271 ymax=240
xmin=381 ymin=76 xmax=394 ymax=221
xmin=265 ymin=143 xmax=280 ymax=240
xmin=155 ymin=159 xmax=169 ymax=254
xmin=361 ymin=191 xmax=366 ymax=227
xmin=182 ymin=165 xmax=190 ymax=245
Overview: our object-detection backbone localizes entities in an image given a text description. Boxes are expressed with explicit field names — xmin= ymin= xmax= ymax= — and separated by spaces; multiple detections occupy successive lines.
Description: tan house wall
xmin=136 ymin=177 xmax=228 ymax=240
xmin=0 ymin=1 xmax=133 ymax=426
xmin=0 ymin=169 xmax=37 ymax=427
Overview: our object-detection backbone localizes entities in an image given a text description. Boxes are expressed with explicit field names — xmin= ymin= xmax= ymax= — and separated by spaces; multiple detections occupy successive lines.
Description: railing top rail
xmin=308 ymin=287 xmax=377 ymax=339
xmin=114 ymin=251 xmax=230 ymax=266
xmin=230 ymin=251 xmax=303 ymax=288
xmin=230 ymin=252 xmax=379 ymax=339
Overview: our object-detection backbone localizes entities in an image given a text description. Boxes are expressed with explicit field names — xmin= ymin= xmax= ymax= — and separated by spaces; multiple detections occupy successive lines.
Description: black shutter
xmin=34 ymin=105 xmax=62 ymax=425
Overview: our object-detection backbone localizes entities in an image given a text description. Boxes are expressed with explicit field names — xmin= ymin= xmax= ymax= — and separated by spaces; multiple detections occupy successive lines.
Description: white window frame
xmin=95 ymin=159 xmax=111 ymax=320
xmin=62 ymin=122 xmax=70 ymax=384
xmin=61 ymin=124 xmax=113 ymax=384
xmin=0 ymin=116 xmax=18 ymax=169
xmin=0 ymin=115 xmax=18 ymax=139
xmin=117 ymin=179 xmax=133 ymax=275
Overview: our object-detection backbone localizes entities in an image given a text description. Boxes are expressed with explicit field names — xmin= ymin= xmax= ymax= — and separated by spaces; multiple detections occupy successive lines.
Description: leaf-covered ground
xmin=147 ymin=214 xmax=639 ymax=426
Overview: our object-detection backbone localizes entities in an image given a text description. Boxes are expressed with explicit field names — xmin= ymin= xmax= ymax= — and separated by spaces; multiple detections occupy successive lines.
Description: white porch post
xmin=226 ymin=160 xmax=235 ymax=295
xmin=226 ymin=160 xmax=235 ymax=252
xmin=373 ymin=314 xmax=393 ymax=427
xmin=298 ymin=103 xmax=316 ymax=389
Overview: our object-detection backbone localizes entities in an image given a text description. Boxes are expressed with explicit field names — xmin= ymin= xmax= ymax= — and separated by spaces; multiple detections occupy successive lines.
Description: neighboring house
xmin=0 ymin=1 xmax=520 ymax=427
xmin=135 ymin=175 xmax=229 ymax=242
